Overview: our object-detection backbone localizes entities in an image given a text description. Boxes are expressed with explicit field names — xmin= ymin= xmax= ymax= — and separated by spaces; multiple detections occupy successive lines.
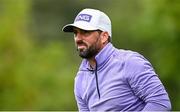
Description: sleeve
xmin=125 ymin=53 xmax=171 ymax=111
xmin=74 ymin=75 xmax=89 ymax=111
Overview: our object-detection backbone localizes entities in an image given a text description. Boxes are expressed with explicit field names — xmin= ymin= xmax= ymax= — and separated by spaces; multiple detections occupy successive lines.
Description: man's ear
xmin=101 ymin=31 xmax=109 ymax=44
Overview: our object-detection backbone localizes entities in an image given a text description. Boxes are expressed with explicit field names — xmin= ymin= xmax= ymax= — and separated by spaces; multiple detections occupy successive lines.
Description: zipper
xmin=87 ymin=62 xmax=101 ymax=99
xmin=95 ymin=62 xmax=100 ymax=99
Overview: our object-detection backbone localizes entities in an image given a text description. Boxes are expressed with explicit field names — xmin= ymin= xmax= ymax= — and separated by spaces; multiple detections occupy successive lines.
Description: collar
xmin=79 ymin=43 xmax=115 ymax=71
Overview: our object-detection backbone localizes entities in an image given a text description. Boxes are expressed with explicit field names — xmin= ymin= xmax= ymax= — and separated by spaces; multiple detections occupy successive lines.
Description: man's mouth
xmin=77 ymin=45 xmax=86 ymax=50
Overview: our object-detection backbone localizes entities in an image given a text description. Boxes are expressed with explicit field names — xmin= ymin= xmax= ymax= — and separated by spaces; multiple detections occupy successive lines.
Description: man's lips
xmin=76 ymin=41 xmax=87 ymax=51
xmin=77 ymin=45 xmax=86 ymax=50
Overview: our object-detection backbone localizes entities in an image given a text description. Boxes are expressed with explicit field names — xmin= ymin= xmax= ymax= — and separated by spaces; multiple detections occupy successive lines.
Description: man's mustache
xmin=76 ymin=40 xmax=87 ymax=47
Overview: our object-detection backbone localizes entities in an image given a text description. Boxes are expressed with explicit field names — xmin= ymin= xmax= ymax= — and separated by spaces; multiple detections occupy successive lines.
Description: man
xmin=62 ymin=8 xmax=171 ymax=111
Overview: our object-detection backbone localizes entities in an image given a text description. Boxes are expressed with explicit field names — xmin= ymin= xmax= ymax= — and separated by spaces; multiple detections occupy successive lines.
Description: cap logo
xmin=75 ymin=14 xmax=92 ymax=22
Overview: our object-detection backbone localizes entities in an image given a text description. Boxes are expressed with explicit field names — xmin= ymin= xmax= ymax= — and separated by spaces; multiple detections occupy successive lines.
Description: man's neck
xmin=87 ymin=42 xmax=109 ymax=69
xmin=88 ymin=57 xmax=96 ymax=69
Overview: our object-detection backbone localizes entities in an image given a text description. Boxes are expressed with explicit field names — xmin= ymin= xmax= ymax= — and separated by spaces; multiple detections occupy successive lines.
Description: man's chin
xmin=78 ymin=51 xmax=89 ymax=59
xmin=79 ymin=54 xmax=87 ymax=59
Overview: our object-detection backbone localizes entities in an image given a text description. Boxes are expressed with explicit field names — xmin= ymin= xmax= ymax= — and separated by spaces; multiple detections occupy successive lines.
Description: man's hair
xmin=108 ymin=36 xmax=111 ymax=42
xmin=97 ymin=30 xmax=111 ymax=43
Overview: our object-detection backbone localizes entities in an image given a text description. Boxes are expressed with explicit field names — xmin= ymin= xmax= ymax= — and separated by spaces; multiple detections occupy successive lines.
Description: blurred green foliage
xmin=0 ymin=0 xmax=179 ymax=110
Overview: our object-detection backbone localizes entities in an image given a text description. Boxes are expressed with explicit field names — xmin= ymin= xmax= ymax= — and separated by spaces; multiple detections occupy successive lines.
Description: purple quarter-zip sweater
xmin=74 ymin=43 xmax=171 ymax=111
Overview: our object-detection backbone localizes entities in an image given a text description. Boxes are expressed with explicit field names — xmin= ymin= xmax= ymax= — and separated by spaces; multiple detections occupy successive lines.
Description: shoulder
xmin=113 ymin=48 xmax=154 ymax=76
xmin=112 ymin=48 xmax=142 ymax=64
xmin=124 ymin=51 xmax=153 ymax=72
xmin=114 ymin=48 xmax=150 ymax=67
xmin=74 ymin=70 xmax=86 ymax=95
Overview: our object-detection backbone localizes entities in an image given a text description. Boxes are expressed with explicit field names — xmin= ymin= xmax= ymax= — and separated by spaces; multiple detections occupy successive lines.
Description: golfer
xmin=62 ymin=8 xmax=171 ymax=111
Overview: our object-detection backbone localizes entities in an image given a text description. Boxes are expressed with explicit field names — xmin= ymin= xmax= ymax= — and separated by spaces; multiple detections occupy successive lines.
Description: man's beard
xmin=76 ymin=39 xmax=100 ymax=59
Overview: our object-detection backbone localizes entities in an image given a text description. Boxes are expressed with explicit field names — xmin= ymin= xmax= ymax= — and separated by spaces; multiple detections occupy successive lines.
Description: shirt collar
xmin=79 ymin=43 xmax=115 ymax=71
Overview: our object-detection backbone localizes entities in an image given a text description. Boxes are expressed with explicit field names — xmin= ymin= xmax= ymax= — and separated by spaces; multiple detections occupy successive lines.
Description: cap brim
xmin=62 ymin=24 xmax=74 ymax=32
xmin=62 ymin=23 xmax=98 ymax=32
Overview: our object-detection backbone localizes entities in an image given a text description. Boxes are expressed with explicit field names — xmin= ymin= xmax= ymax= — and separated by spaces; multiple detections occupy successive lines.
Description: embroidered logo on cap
xmin=75 ymin=14 xmax=92 ymax=22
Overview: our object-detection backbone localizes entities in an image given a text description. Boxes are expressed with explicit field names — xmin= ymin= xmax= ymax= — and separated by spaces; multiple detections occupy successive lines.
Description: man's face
xmin=73 ymin=28 xmax=103 ymax=59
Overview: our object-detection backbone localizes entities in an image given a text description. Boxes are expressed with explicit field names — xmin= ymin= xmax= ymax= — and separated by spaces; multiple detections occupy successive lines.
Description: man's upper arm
xmin=125 ymin=53 xmax=171 ymax=111
xmin=74 ymin=93 xmax=89 ymax=111
xmin=74 ymin=75 xmax=89 ymax=111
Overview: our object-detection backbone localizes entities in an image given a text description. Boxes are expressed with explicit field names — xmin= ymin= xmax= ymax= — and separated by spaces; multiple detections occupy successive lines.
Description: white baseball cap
xmin=62 ymin=8 xmax=112 ymax=37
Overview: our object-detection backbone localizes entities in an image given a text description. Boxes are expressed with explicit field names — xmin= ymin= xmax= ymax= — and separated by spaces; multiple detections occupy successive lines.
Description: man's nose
xmin=75 ymin=33 xmax=83 ymax=42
